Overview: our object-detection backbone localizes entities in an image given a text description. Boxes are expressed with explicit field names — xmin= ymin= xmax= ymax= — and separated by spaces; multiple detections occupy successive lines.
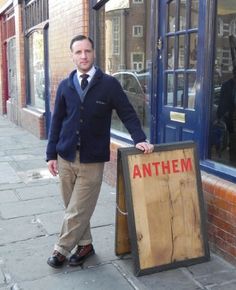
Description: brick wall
xmin=48 ymin=0 xmax=88 ymax=109
xmin=202 ymin=172 xmax=236 ymax=266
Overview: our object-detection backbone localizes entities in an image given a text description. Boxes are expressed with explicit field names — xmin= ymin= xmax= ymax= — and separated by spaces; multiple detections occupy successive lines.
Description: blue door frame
xmin=156 ymin=0 xmax=206 ymax=154
xmin=156 ymin=0 xmax=236 ymax=182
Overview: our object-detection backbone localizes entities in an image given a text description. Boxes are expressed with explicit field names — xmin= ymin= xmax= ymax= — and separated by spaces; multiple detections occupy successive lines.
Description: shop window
xmin=92 ymin=0 xmax=152 ymax=139
xmin=27 ymin=30 xmax=45 ymax=109
xmin=209 ymin=0 xmax=236 ymax=169
xmin=24 ymin=0 xmax=48 ymax=111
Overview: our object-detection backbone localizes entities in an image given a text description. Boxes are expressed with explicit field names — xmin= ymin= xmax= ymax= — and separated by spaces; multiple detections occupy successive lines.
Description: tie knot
xmin=80 ymin=74 xmax=89 ymax=80
xmin=80 ymin=74 xmax=89 ymax=91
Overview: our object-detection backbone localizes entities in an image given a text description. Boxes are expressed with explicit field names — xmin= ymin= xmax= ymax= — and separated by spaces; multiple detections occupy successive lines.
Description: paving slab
xmin=0 ymin=216 xmax=46 ymax=245
xmin=0 ymin=226 xmax=117 ymax=285
xmin=207 ymin=281 xmax=236 ymax=290
xmin=15 ymin=183 xmax=59 ymax=200
xmin=0 ymin=115 xmax=236 ymax=290
xmin=37 ymin=211 xmax=64 ymax=235
xmin=17 ymin=263 xmax=135 ymax=290
xmin=0 ymin=190 xmax=18 ymax=203
xmin=0 ymin=269 xmax=4 ymax=285
xmin=0 ymin=196 xmax=63 ymax=219
xmin=0 ymin=163 xmax=21 ymax=184
xmin=16 ymin=168 xmax=58 ymax=184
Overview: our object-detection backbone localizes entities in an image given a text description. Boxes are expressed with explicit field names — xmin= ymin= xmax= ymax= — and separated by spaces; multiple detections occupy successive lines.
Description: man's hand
xmin=47 ymin=160 xmax=58 ymax=176
xmin=136 ymin=142 xmax=154 ymax=154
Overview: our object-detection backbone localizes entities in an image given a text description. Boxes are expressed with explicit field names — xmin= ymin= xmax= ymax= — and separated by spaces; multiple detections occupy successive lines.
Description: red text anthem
xmin=132 ymin=158 xmax=193 ymax=179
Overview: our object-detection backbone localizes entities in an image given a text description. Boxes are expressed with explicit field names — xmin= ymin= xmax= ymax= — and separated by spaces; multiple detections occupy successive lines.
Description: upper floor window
xmin=217 ymin=18 xmax=223 ymax=36
xmin=133 ymin=0 xmax=143 ymax=3
xmin=24 ymin=0 xmax=49 ymax=30
xmin=229 ymin=19 xmax=236 ymax=36
xmin=131 ymin=53 xmax=144 ymax=71
xmin=133 ymin=25 xmax=143 ymax=37
xmin=112 ymin=17 xmax=120 ymax=55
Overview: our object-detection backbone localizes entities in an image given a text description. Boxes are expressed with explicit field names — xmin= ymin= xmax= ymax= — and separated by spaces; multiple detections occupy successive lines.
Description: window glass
xmin=179 ymin=0 xmax=186 ymax=30
xmin=95 ymin=0 xmax=152 ymax=138
xmin=28 ymin=30 xmax=45 ymax=109
xmin=190 ymin=0 xmax=199 ymax=28
xmin=166 ymin=73 xmax=174 ymax=106
xmin=209 ymin=0 xmax=236 ymax=167
xmin=165 ymin=0 xmax=198 ymax=110
xmin=189 ymin=33 xmax=198 ymax=69
xmin=176 ymin=73 xmax=184 ymax=107
xmin=168 ymin=0 xmax=176 ymax=32
xmin=178 ymin=35 xmax=185 ymax=68
xmin=187 ymin=73 xmax=196 ymax=109
xmin=167 ymin=36 xmax=175 ymax=69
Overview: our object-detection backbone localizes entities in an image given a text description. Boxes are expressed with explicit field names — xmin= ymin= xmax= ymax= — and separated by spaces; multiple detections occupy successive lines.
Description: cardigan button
xmin=80 ymin=119 xmax=83 ymax=123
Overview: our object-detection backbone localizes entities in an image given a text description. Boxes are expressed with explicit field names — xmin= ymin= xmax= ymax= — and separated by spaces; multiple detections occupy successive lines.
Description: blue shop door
xmin=157 ymin=0 xmax=202 ymax=144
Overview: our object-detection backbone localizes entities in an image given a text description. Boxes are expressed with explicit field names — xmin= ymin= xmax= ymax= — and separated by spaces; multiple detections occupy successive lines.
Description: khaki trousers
xmin=54 ymin=152 xmax=104 ymax=256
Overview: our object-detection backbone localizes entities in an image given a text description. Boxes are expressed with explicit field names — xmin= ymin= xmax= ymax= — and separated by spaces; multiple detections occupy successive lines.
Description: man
xmin=46 ymin=35 xmax=154 ymax=268
xmin=217 ymin=66 xmax=236 ymax=164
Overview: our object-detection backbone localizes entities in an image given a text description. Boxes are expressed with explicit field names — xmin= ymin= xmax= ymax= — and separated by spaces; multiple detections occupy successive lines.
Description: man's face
xmin=71 ymin=39 xmax=95 ymax=73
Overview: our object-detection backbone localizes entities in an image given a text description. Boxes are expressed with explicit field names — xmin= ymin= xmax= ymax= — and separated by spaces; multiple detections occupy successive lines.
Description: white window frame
xmin=133 ymin=25 xmax=143 ymax=37
xmin=133 ymin=0 xmax=143 ymax=4
xmin=217 ymin=18 xmax=223 ymax=37
xmin=229 ymin=19 xmax=236 ymax=36
xmin=131 ymin=52 xmax=144 ymax=71
xmin=112 ymin=16 xmax=120 ymax=55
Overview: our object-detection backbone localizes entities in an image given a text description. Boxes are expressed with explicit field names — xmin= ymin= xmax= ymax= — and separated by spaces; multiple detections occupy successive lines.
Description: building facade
xmin=0 ymin=0 xmax=236 ymax=265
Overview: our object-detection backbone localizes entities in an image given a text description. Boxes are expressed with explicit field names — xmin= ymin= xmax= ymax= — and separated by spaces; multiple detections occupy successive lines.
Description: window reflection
xmin=166 ymin=74 xmax=174 ymax=106
xmin=166 ymin=0 xmax=198 ymax=110
xmin=188 ymin=74 xmax=196 ymax=109
xmin=28 ymin=30 xmax=45 ymax=109
xmin=96 ymin=0 xmax=152 ymax=138
xmin=209 ymin=0 xmax=236 ymax=167
xmin=189 ymin=33 xmax=198 ymax=68
xmin=168 ymin=0 xmax=176 ymax=32
xmin=178 ymin=35 xmax=185 ymax=68
xmin=190 ymin=0 xmax=199 ymax=28
xmin=179 ymin=0 xmax=186 ymax=31
xmin=176 ymin=73 xmax=184 ymax=107
xmin=167 ymin=36 xmax=175 ymax=69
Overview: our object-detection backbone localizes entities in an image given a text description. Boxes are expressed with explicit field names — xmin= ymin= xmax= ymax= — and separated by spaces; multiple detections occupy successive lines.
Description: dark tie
xmin=81 ymin=74 xmax=89 ymax=90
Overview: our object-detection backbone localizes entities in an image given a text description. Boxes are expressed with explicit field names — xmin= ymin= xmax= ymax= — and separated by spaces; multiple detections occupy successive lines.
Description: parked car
xmin=112 ymin=71 xmax=149 ymax=125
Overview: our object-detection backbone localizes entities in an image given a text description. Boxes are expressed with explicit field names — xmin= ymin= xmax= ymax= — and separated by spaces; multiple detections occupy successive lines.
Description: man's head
xmin=70 ymin=35 xmax=95 ymax=73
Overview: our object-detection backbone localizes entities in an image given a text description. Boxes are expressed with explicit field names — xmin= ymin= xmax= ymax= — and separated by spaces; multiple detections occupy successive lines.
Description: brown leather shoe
xmin=47 ymin=250 xmax=66 ymax=268
xmin=69 ymin=244 xmax=95 ymax=266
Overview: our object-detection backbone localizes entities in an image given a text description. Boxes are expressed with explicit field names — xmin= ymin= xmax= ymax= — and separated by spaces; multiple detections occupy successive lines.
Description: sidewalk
xmin=0 ymin=115 xmax=236 ymax=290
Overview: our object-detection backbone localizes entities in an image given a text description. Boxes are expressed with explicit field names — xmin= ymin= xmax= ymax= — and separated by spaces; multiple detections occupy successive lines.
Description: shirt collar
xmin=77 ymin=66 xmax=96 ymax=82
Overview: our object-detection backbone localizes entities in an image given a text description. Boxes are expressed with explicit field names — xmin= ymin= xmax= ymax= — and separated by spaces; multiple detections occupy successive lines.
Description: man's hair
xmin=70 ymin=35 xmax=94 ymax=50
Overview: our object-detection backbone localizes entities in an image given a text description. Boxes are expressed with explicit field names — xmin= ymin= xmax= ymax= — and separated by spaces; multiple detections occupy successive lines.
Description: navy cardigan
xmin=46 ymin=68 xmax=146 ymax=163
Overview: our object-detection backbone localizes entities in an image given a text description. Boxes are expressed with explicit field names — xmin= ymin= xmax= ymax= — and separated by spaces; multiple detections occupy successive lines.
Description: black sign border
xmin=118 ymin=141 xmax=210 ymax=276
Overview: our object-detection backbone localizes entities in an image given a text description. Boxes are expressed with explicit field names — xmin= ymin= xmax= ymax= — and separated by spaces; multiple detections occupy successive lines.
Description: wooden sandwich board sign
xmin=115 ymin=141 xmax=210 ymax=276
